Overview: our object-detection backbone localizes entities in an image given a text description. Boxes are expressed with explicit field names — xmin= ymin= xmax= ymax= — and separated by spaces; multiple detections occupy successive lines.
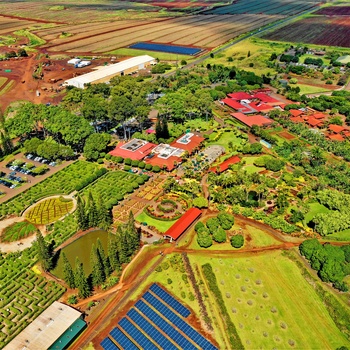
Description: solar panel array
xmin=100 ymin=283 xmax=218 ymax=350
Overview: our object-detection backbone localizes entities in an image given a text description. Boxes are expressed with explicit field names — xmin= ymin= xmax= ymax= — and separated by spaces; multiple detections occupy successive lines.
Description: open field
xmin=35 ymin=14 xmax=282 ymax=53
xmin=0 ymin=16 xmax=41 ymax=36
xmin=263 ymin=15 xmax=350 ymax=48
xmin=190 ymin=251 xmax=350 ymax=349
xmin=203 ymin=0 xmax=318 ymax=16
xmin=315 ymin=6 xmax=350 ymax=16
xmin=297 ymin=84 xmax=333 ymax=95
xmin=136 ymin=211 xmax=176 ymax=232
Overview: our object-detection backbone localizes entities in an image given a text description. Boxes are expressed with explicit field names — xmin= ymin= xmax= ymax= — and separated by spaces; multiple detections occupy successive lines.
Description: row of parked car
xmin=26 ymin=154 xmax=56 ymax=167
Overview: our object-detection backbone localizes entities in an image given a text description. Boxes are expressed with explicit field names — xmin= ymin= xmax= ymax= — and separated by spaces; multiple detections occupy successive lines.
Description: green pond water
xmin=52 ymin=230 xmax=109 ymax=279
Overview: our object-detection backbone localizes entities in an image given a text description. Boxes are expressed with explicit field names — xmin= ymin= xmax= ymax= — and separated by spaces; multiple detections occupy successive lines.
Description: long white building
xmin=63 ymin=55 xmax=156 ymax=89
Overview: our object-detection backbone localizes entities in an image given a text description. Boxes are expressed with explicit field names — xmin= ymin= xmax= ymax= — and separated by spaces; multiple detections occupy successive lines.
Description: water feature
xmin=52 ymin=230 xmax=109 ymax=279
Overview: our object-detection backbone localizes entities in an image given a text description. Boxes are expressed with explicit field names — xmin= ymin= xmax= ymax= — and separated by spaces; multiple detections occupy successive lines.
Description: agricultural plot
xmin=0 ymin=221 xmax=37 ymax=242
xmin=263 ymin=15 xmax=350 ymax=48
xmin=0 ymin=248 xmax=65 ymax=349
xmin=315 ymin=6 xmax=350 ymax=16
xmin=0 ymin=161 xmax=101 ymax=217
xmin=25 ymin=196 xmax=74 ymax=224
xmin=82 ymin=170 xmax=149 ymax=210
xmin=203 ymin=0 xmax=317 ymax=16
xmin=113 ymin=198 xmax=147 ymax=226
xmin=130 ymin=42 xmax=202 ymax=55
xmin=191 ymin=252 xmax=349 ymax=349
xmin=0 ymin=16 xmax=40 ymax=36
xmin=38 ymin=14 xmax=282 ymax=53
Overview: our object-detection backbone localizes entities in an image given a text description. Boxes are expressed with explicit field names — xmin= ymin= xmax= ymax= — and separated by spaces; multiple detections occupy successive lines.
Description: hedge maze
xmin=0 ymin=249 xmax=65 ymax=348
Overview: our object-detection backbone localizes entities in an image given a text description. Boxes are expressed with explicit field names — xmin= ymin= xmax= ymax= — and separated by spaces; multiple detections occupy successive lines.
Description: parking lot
xmin=0 ymin=153 xmax=74 ymax=204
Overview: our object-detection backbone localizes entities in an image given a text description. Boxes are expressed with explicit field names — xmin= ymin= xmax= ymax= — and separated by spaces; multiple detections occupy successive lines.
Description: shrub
xmin=213 ymin=227 xmax=226 ymax=243
xmin=231 ymin=234 xmax=244 ymax=248
xmin=131 ymin=159 xmax=139 ymax=167
xmin=152 ymin=165 xmax=161 ymax=172
xmin=138 ymin=161 xmax=145 ymax=169
xmin=124 ymin=165 xmax=131 ymax=171
xmin=124 ymin=158 xmax=132 ymax=165
xmin=145 ymin=164 xmax=152 ymax=170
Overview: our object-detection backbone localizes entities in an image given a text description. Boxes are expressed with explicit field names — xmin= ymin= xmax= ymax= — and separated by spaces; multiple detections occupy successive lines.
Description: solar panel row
xmin=130 ymin=42 xmax=201 ymax=56
xmin=143 ymin=292 xmax=217 ymax=350
xmin=135 ymin=300 xmax=197 ymax=350
xmin=127 ymin=308 xmax=178 ymax=350
xmin=100 ymin=337 xmax=120 ymax=350
xmin=150 ymin=284 xmax=191 ymax=317
xmin=110 ymin=327 xmax=138 ymax=350
xmin=119 ymin=317 xmax=158 ymax=350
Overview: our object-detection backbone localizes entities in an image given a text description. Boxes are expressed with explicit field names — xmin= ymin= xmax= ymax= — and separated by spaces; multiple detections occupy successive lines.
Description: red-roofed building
xmin=289 ymin=109 xmax=303 ymax=117
xmin=209 ymin=155 xmax=241 ymax=173
xmin=222 ymin=98 xmax=253 ymax=113
xmin=328 ymin=124 xmax=346 ymax=134
xmin=312 ymin=112 xmax=326 ymax=120
xmin=145 ymin=155 xmax=180 ymax=171
xmin=109 ymin=139 xmax=156 ymax=160
xmin=248 ymin=102 xmax=274 ymax=112
xmin=306 ymin=118 xmax=323 ymax=127
xmin=290 ymin=116 xmax=304 ymax=123
xmin=163 ymin=208 xmax=202 ymax=241
xmin=170 ymin=133 xmax=205 ymax=154
xmin=327 ymin=133 xmax=345 ymax=141
xmin=252 ymin=92 xmax=282 ymax=106
xmin=231 ymin=112 xmax=273 ymax=128
xmin=227 ymin=92 xmax=252 ymax=100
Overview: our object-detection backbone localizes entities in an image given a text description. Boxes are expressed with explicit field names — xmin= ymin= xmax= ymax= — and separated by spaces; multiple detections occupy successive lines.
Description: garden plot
xmin=25 ymin=196 xmax=74 ymax=224
xmin=0 ymin=221 xmax=37 ymax=242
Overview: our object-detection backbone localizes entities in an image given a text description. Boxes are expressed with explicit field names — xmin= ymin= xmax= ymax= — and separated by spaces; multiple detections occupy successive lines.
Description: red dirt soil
xmin=149 ymin=1 xmax=210 ymax=9
xmin=315 ymin=6 xmax=350 ymax=16
xmin=279 ymin=131 xmax=295 ymax=140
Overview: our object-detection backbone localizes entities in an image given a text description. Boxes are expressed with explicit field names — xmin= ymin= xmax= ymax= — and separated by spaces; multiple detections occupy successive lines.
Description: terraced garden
xmin=25 ymin=196 xmax=74 ymax=224
xmin=0 ymin=161 xmax=102 ymax=217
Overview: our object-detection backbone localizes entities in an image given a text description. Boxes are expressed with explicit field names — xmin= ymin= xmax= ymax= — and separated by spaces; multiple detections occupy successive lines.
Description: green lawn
xmin=304 ymin=202 xmax=330 ymax=224
xmin=184 ymin=118 xmax=219 ymax=132
xmin=326 ymin=228 xmax=350 ymax=241
xmin=136 ymin=211 xmax=177 ymax=232
xmin=297 ymin=84 xmax=331 ymax=95
xmin=242 ymin=156 xmax=265 ymax=174
xmin=189 ymin=251 xmax=349 ymax=349
xmin=108 ymin=48 xmax=190 ymax=62
xmin=206 ymin=131 xmax=242 ymax=152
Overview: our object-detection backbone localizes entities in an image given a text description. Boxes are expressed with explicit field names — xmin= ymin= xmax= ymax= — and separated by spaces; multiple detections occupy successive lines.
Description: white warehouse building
xmin=63 ymin=55 xmax=156 ymax=89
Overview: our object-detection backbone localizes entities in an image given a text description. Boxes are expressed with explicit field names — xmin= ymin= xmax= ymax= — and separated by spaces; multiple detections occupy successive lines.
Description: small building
xmin=3 ymin=302 xmax=85 ymax=350
xmin=109 ymin=139 xmax=156 ymax=161
xmin=163 ymin=208 xmax=202 ymax=241
xmin=64 ymin=55 xmax=156 ymax=89
xmin=289 ymin=109 xmax=303 ymax=118
xmin=327 ymin=133 xmax=344 ymax=142
xmin=170 ymin=133 xmax=205 ymax=153
xmin=67 ymin=58 xmax=81 ymax=65
xmin=231 ymin=112 xmax=273 ymax=128
xmin=328 ymin=124 xmax=346 ymax=134
xmin=209 ymin=155 xmax=241 ymax=173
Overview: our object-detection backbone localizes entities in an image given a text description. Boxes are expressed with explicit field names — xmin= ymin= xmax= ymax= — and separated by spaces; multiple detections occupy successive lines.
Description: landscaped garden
xmin=0 ymin=220 xmax=38 ymax=242
xmin=0 ymin=161 xmax=103 ymax=217
xmin=82 ymin=171 xmax=149 ymax=210
xmin=25 ymin=196 xmax=74 ymax=224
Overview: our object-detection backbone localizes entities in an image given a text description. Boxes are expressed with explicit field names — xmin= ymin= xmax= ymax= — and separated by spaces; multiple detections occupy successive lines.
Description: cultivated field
xmin=315 ymin=6 xmax=350 ymax=16
xmin=0 ymin=16 xmax=42 ymax=36
xmin=203 ymin=0 xmax=318 ymax=16
xmin=263 ymin=15 xmax=350 ymax=48
xmin=35 ymin=14 xmax=281 ymax=53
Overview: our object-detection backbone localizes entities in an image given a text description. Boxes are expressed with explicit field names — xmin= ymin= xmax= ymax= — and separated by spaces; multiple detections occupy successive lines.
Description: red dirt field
xmin=315 ymin=6 xmax=350 ymax=16
xmin=279 ymin=131 xmax=295 ymax=140
xmin=147 ymin=1 xmax=211 ymax=9
xmin=263 ymin=15 xmax=350 ymax=48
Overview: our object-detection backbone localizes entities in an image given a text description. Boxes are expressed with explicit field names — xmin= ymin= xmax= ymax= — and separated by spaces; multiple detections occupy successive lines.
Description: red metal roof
xmin=248 ymin=102 xmax=274 ymax=112
xmin=209 ymin=155 xmax=241 ymax=173
xmin=290 ymin=116 xmax=304 ymax=123
xmin=252 ymin=92 xmax=281 ymax=105
xmin=164 ymin=208 xmax=202 ymax=240
xmin=231 ymin=112 xmax=273 ymax=127
xmin=328 ymin=124 xmax=346 ymax=133
xmin=145 ymin=155 xmax=180 ymax=171
xmin=328 ymin=133 xmax=344 ymax=141
xmin=170 ymin=134 xmax=205 ymax=154
xmin=227 ymin=92 xmax=252 ymax=100
xmin=289 ymin=109 xmax=303 ymax=117
xmin=109 ymin=141 xmax=156 ymax=160
xmin=312 ymin=112 xmax=326 ymax=120
xmin=222 ymin=98 xmax=246 ymax=110
xmin=307 ymin=117 xmax=323 ymax=127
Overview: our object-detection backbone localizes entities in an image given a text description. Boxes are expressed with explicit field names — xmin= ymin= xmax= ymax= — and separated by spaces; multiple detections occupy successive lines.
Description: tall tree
xmin=62 ymin=252 xmax=75 ymax=288
xmin=107 ymin=234 xmax=120 ymax=271
xmin=87 ymin=191 xmax=99 ymax=228
xmin=90 ymin=243 xmax=105 ymax=287
xmin=97 ymin=194 xmax=111 ymax=230
xmin=76 ymin=194 xmax=88 ymax=231
xmin=74 ymin=257 xmax=91 ymax=298
xmin=36 ymin=231 xmax=52 ymax=271
xmin=97 ymin=238 xmax=111 ymax=277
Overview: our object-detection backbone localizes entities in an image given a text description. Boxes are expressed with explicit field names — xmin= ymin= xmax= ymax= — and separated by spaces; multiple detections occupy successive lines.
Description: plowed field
xmin=263 ymin=16 xmax=350 ymax=48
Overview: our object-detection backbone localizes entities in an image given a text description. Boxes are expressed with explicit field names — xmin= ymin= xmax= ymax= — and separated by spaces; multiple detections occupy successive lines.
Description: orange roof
xmin=164 ymin=208 xmax=202 ymax=240
xmin=307 ymin=118 xmax=323 ymax=127
xmin=290 ymin=116 xmax=304 ymax=123
xmin=170 ymin=134 xmax=204 ymax=154
xmin=209 ymin=155 xmax=241 ymax=173
xmin=312 ymin=112 xmax=326 ymax=119
xmin=328 ymin=124 xmax=346 ymax=133
xmin=289 ymin=109 xmax=303 ymax=117
xmin=328 ymin=133 xmax=344 ymax=141
xmin=231 ymin=112 xmax=273 ymax=127
xmin=145 ymin=155 xmax=180 ymax=171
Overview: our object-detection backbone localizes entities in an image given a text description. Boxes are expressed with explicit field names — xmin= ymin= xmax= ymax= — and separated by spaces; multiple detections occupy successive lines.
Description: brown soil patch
xmin=279 ymin=131 xmax=295 ymax=140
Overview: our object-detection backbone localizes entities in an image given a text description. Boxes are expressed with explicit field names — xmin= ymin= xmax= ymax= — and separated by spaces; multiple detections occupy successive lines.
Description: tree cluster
xmin=300 ymin=239 xmax=350 ymax=291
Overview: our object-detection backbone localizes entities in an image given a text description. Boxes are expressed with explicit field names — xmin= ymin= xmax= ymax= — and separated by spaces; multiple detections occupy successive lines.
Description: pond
xmin=52 ymin=230 xmax=110 ymax=279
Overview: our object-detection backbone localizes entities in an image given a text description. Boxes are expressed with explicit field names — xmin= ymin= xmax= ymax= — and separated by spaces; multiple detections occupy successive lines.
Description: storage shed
xmin=64 ymin=55 xmax=156 ymax=88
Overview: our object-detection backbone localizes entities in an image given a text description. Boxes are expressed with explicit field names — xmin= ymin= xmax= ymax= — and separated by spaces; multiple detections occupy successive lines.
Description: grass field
xmin=109 ymin=48 xmax=191 ymax=62
xmin=304 ymin=202 xmax=330 ymax=224
xmin=241 ymin=156 xmax=265 ymax=174
xmin=206 ymin=130 xmax=242 ymax=151
xmin=297 ymin=84 xmax=332 ymax=95
xmin=190 ymin=251 xmax=349 ymax=349
xmin=136 ymin=211 xmax=177 ymax=232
